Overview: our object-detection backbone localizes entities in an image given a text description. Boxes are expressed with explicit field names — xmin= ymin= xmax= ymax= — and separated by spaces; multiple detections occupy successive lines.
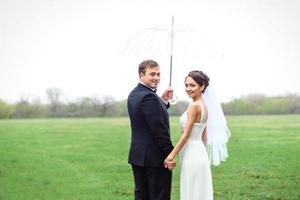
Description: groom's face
xmin=140 ymin=66 xmax=161 ymax=89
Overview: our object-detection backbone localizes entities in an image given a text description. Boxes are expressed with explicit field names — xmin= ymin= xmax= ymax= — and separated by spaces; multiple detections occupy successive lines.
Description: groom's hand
xmin=161 ymin=87 xmax=174 ymax=102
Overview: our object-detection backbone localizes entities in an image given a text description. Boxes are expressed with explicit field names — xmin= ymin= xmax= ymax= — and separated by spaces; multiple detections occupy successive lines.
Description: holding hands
xmin=164 ymin=157 xmax=176 ymax=171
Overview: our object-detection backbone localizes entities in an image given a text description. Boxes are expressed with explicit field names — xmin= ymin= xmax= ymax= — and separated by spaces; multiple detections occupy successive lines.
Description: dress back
xmin=179 ymin=102 xmax=206 ymax=142
xmin=179 ymin=101 xmax=213 ymax=200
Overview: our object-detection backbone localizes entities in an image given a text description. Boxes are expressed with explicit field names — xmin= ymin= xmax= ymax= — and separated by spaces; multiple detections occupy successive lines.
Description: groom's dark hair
xmin=138 ymin=60 xmax=159 ymax=76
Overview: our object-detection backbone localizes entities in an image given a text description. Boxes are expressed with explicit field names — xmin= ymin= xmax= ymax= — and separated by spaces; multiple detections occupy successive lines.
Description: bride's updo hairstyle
xmin=186 ymin=70 xmax=210 ymax=93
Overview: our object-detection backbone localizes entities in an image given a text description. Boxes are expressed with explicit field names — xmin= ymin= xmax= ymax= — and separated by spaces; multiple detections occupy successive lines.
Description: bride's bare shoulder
xmin=189 ymin=102 xmax=201 ymax=112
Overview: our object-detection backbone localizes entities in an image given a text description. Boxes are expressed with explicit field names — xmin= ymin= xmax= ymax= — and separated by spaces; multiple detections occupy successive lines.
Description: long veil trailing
xmin=203 ymin=86 xmax=231 ymax=166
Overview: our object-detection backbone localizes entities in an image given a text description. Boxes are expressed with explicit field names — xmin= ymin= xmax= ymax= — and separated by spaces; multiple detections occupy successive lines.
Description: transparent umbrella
xmin=120 ymin=16 xmax=222 ymax=104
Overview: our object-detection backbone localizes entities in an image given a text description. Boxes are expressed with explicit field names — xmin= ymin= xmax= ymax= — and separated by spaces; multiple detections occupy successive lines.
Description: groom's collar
xmin=139 ymin=81 xmax=157 ymax=93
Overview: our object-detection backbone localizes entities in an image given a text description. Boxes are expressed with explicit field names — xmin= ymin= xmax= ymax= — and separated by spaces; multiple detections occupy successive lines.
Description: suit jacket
xmin=127 ymin=83 xmax=174 ymax=167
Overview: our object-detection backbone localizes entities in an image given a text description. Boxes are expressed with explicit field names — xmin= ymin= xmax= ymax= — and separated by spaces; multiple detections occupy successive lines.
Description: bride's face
xmin=184 ymin=76 xmax=203 ymax=98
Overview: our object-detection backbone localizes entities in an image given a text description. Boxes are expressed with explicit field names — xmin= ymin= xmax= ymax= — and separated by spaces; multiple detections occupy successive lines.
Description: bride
xmin=165 ymin=70 xmax=230 ymax=200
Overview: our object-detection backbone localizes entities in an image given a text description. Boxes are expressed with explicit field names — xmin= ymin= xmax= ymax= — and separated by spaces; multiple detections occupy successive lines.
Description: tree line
xmin=0 ymin=88 xmax=299 ymax=119
xmin=222 ymin=93 xmax=300 ymax=115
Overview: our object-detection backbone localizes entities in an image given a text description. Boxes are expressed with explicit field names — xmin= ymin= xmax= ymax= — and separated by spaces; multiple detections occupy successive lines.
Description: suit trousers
xmin=131 ymin=165 xmax=172 ymax=200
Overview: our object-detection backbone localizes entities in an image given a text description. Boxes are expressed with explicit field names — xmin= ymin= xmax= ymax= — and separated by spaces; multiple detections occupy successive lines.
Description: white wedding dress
xmin=179 ymin=102 xmax=213 ymax=200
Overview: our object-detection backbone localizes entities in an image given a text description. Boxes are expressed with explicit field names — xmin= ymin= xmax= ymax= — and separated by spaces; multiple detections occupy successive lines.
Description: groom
xmin=127 ymin=59 xmax=176 ymax=200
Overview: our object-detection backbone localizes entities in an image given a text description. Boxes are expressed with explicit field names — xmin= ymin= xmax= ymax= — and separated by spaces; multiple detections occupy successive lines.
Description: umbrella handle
xmin=169 ymin=55 xmax=173 ymax=86
xmin=169 ymin=15 xmax=174 ymax=87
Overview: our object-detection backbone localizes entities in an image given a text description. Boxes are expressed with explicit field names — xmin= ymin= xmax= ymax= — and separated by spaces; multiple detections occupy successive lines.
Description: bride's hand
xmin=164 ymin=158 xmax=176 ymax=170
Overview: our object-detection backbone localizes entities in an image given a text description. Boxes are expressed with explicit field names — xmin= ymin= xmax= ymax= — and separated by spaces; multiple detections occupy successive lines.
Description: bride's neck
xmin=193 ymin=95 xmax=202 ymax=102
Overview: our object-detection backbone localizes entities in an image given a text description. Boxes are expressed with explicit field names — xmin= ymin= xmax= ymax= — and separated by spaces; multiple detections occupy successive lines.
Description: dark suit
xmin=127 ymin=83 xmax=174 ymax=200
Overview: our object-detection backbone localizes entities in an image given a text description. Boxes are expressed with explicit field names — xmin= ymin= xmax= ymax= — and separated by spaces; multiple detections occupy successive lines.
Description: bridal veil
xmin=203 ymin=86 xmax=231 ymax=166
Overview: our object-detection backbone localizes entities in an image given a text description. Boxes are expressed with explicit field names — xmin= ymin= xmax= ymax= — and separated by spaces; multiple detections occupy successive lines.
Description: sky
xmin=0 ymin=0 xmax=299 ymax=103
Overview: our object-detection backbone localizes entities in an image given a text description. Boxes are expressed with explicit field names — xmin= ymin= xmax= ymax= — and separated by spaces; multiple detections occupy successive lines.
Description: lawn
xmin=0 ymin=115 xmax=299 ymax=200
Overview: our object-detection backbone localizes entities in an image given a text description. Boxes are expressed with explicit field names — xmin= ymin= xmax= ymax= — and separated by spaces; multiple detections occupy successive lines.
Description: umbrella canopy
xmin=120 ymin=17 xmax=223 ymax=101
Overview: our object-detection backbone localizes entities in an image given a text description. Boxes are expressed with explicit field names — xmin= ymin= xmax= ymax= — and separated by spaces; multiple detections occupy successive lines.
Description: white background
xmin=1 ymin=0 xmax=299 ymax=103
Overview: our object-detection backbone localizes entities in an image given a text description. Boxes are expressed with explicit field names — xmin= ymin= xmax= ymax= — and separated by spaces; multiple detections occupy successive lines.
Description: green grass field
xmin=0 ymin=115 xmax=299 ymax=200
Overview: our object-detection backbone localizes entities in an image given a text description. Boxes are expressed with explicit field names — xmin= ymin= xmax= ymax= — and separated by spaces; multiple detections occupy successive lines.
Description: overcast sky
xmin=1 ymin=0 xmax=299 ymax=103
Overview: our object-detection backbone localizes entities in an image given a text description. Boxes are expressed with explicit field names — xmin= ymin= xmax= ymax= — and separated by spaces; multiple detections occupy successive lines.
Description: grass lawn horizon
xmin=0 ymin=115 xmax=299 ymax=199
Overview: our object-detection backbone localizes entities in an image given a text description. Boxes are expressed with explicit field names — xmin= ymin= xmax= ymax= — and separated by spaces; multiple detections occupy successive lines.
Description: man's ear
xmin=139 ymin=72 xmax=145 ymax=79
